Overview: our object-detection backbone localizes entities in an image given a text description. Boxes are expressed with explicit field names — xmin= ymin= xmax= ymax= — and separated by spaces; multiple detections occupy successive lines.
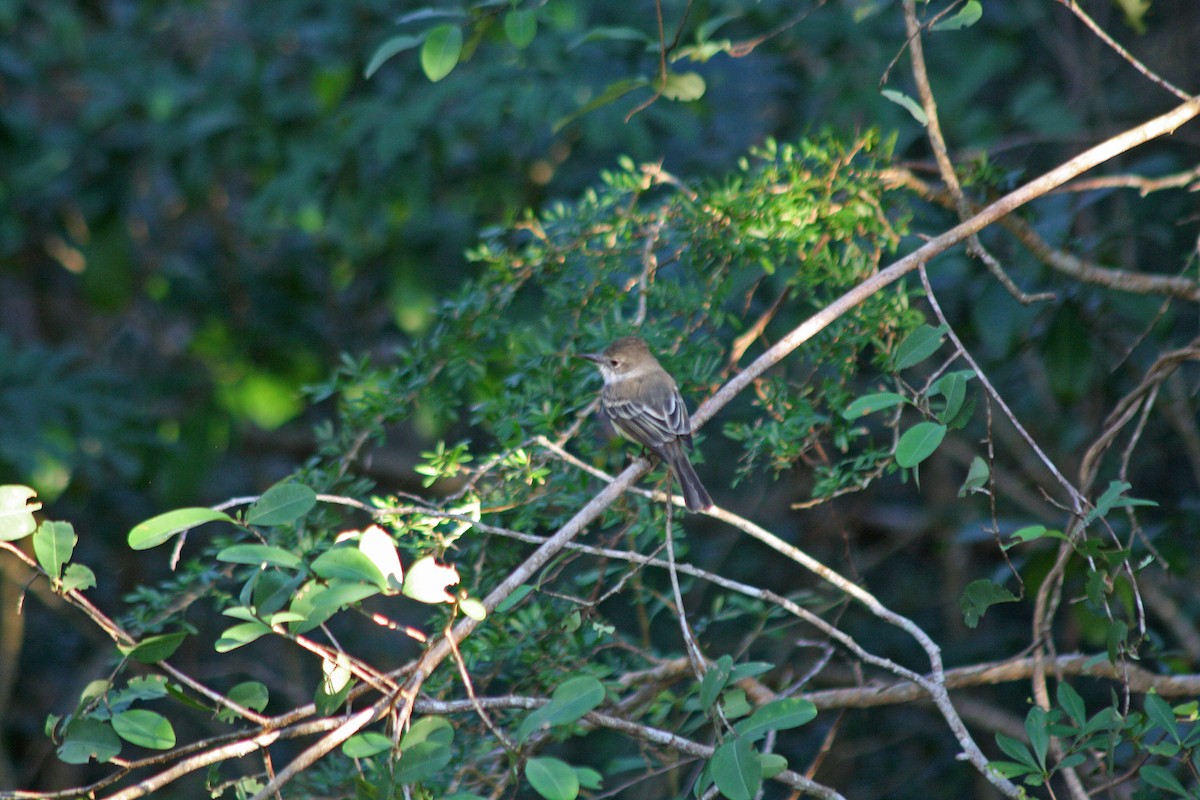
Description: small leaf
xmin=662 ymin=71 xmax=705 ymax=101
xmin=958 ymin=456 xmax=989 ymax=497
xmin=228 ymin=682 xmax=269 ymax=713
xmin=1084 ymin=480 xmax=1157 ymax=525
xmin=932 ymin=370 xmax=971 ymax=424
xmin=57 ymin=718 xmax=121 ymax=764
xmin=842 ymin=392 xmax=908 ymax=419
xmin=421 ymin=25 xmax=462 ymax=82
xmin=459 ymin=596 xmax=487 ymax=621
xmin=881 ymin=88 xmax=928 ymax=125
xmin=995 ymin=732 xmax=1038 ymax=769
xmin=128 ymin=507 xmax=234 ymax=550
xmin=552 ymin=78 xmax=650 ymax=133
xmin=311 ymin=548 xmax=387 ymax=590
xmin=245 ymin=482 xmax=316 ymax=526
xmin=495 ymin=584 xmax=533 ymax=613
xmin=960 ymin=579 xmax=1019 ymax=628
xmin=932 ymin=0 xmax=982 ymax=30
xmin=733 ymin=698 xmax=818 ymax=742
xmin=61 ymin=563 xmax=96 ymax=593
xmin=214 ymin=621 xmax=272 ymax=653
xmin=504 ymin=9 xmax=537 ymax=49
xmin=402 ymin=555 xmax=459 ymax=604
xmin=1025 ymin=706 xmax=1049 ymax=770
xmin=1139 ymin=765 xmax=1189 ymax=796
xmin=33 ymin=520 xmax=76 ymax=582
xmin=892 ymin=324 xmax=947 ymax=370
xmin=394 ymin=717 xmax=454 ymax=783
xmin=111 ymin=709 xmax=176 ymax=749
xmin=1056 ymin=682 xmax=1086 ymax=727
xmin=0 ymin=485 xmax=40 ymax=542
xmin=517 ymin=676 xmax=605 ymax=743
xmin=526 ymin=756 xmax=579 ymax=800
xmin=760 ymin=752 xmax=788 ymax=779
xmin=358 ymin=526 xmax=403 ymax=592
xmin=343 ymin=731 xmax=393 ymax=758
xmin=365 ymin=34 xmax=423 ymax=79
xmin=119 ymin=632 xmax=188 ymax=665
xmin=1145 ymin=693 xmax=1180 ymax=742
xmin=569 ymin=26 xmax=654 ymax=48
xmin=699 ymin=655 xmax=734 ymax=710
xmin=710 ymin=736 xmax=762 ymax=800
xmin=896 ymin=422 xmax=946 ymax=468
xmin=216 ymin=544 xmax=302 ymax=570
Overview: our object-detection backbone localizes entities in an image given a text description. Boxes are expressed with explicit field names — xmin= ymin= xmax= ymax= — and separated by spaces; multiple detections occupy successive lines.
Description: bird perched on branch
xmin=579 ymin=336 xmax=713 ymax=512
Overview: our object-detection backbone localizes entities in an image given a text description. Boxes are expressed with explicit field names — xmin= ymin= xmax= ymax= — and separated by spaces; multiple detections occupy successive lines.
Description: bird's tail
xmin=664 ymin=442 xmax=713 ymax=512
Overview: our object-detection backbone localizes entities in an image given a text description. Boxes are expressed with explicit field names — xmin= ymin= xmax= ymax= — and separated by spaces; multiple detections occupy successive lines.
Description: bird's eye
xmin=610 ymin=359 xmax=620 ymax=367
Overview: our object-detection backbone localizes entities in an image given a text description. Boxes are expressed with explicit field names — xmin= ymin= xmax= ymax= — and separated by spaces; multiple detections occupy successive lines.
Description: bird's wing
xmin=604 ymin=380 xmax=693 ymax=455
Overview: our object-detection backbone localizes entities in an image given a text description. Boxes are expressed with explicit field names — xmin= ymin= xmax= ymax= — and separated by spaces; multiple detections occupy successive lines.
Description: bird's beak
xmin=577 ymin=352 xmax=603 ymax=363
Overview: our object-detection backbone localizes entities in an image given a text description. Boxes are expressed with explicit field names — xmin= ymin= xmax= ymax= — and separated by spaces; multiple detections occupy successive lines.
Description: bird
xmin=579 ymin=336 xmax=713 ymax=512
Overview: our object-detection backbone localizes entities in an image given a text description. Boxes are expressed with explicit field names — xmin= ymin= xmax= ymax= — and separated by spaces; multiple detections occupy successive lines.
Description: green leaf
xmin=895 ymin=422 xmax=946 ymax=468
xmin=517 ymin=676 xmax=605 ymax=743
xmin=0 ymin=485 xmax=40 ymax=542
xmin=526 ymin=757 xmax=579 ymax=800
xmin=220 ymin=681 xmax=269 ymax=721
xmin=33 ymin=520 xmax=76 ymax=582
xmin=733 ymin=698 xmax=818 ymax=742
xmin=421 ymin=25 xmax=462 ymax=82
xmin=699 ymin=655 xmax=734 ymax=710
xmin=932 ymin=370 xmax=972 ymax=424
xmin=288 ymin=580 xmax=380 ymax=633
xmin=216 ymin=543 xmax=303 ymax=570
xmin=552 ymin=78 xmax=650 ymax=133
xmin=111 ymin=709 xmax=176 ymax=749
xmin=960 ymin=579 xmax=1019 ymax=628
xmin=994 ymin=732 xmax=1038 ymax=769
xmin=760 ymin=752 xmax=788 ymax=779
xmin=495 ymin=584 xmax=534 ymax=613
xmin=504 ymin=9 xmax=537 ymax=49
xmin=1056 ymin=682 xmax=1085 ymax=727
xmin=61 ymin=563 xmax=96 ymax=593
xmin=1025 ymin=706 xmax=1048 ymax=770
xmin=1001 ymin=524 xmax=1069 ymax=550
xmin=710 ymin=736 xmax=762 ymax=800
xmin=311 ymin=548 xmax=387 ymax=590
xmin=881 ymin=88 xmax=928 ymax=125
xmin=728 ymin=661 xmax=775 ymax=681
xmin=569 ymin=26 xmax=655 ymax=48
xmin=1145 ymin=693 xmax=1180 ymax=742
xmin=1084 ymin=480 xmax=1157 ymax=525
xmin=892 ymin=324 xmax=947 ymax=370
xmin=842 ymin=392 xmax=908 ymax=419
xmin=57 ymin=718 xmax=121 ymax=764
xmin=958 ymin=455 xmax=989 ymax=496
xmin=343 ymin=731 xmax=394 ymax=758
xmin=214 ymin=621 xmax=272 ymax=653
xmin=932 ymin=0 xmax=982 ymax=30
xmin=364 ymin=34 xmax=424 ymax=79
xmin=128 ymin=507 xmax=234 ymax=550
xmin=1139 ymin=765 xmax=1189 ymax=796
xmin=119 ymin=632 xmax=188 ymax=665
xmin=395 ymin=717 xmax=454 ymax=784
xmin=245 ymin=482 xmax=316 ymax=526
xmin=662 ymin=71 xmax=706 ymax=101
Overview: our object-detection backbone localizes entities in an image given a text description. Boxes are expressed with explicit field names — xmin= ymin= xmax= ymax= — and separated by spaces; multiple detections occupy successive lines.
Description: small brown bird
xmin=579 ymin=336 xmax=713 ymax=512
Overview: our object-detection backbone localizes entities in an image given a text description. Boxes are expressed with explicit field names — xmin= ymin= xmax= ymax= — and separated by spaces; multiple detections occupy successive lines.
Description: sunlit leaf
xmin=245 ymin=482 xmax=316 ymax=526
xmin=421 ymin=25 xmax=462 ymax=82
xmin=0 ymin=485 xmax=40 ymax=542
xmin=128 ymin=507 xmax=234 ymax=550
xmin=111 ymin=709 xmax=175 ymax=750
